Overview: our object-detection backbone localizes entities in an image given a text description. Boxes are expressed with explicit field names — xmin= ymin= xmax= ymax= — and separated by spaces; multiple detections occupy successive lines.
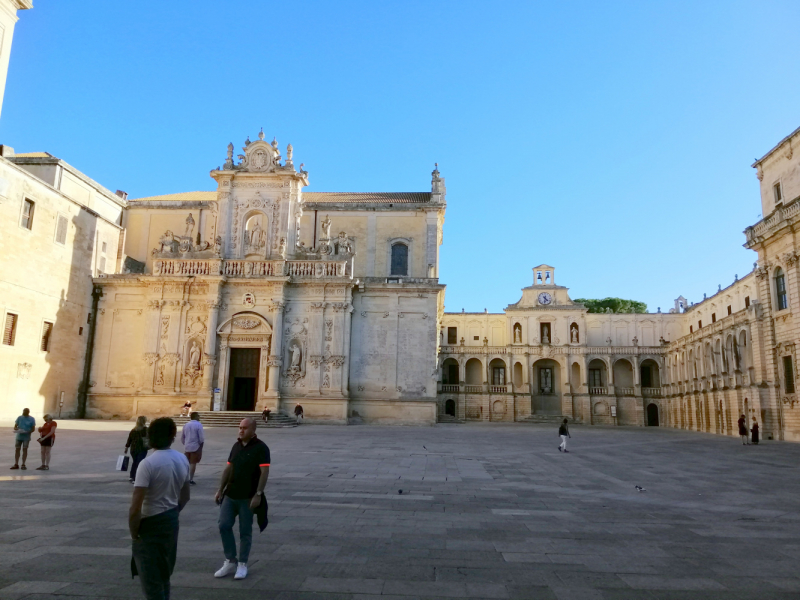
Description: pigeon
xmin=398 ymin=490 xmax=403 ymax=495
xmin=635 ymin=486 xmax=646 ymax=492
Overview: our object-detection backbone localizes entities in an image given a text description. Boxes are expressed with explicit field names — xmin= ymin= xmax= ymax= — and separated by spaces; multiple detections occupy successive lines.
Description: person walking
xmin=35 ymin=414 xmax=57 ymax=471
xmin=751 ymin=417 xmax=760 ymax=445
xmin=181 ymin=412 xmax=204 ymax=485
xmin=261 ymin=406 xmax=271 ymax=423
xmin=126 ymin=417 xmax=150 ymax=484
xmin=214 ymin=418 xmax=270 ymax=581
xmin=294 ymin=403 xmax=304 ymax=424
xmin=558 ymin=418 xmax=571 ymax=453
xmin=11 ymin=408 xmax=36 ymax=470
xmin=180 ymin=401 xmax=193 ymax=417
xmin=738 ymin=415 xmax=750 ymax=445
xmin=129 ymin=417 xmax=191 ymax=600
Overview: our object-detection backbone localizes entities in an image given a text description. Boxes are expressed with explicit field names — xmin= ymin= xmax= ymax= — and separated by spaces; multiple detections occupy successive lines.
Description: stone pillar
xmin=203 ymin=300 xmax=221 ymax=392
xmin=143 ymin=300 xmax=163 ymax=393
xmin=266 ymin=301 xmax=284 ymax=400
xmin=341 ymin=301 xmax=353 ymax=396
xmin=217 ymin=340 xmax=229 ymax=410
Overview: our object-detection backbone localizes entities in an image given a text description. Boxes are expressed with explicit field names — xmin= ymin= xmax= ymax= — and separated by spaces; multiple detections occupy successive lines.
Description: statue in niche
xmin=541 ymin=368 xmax=552 ymax=394
xmin=513 ymin=323 xmax=522 ymax=344
xmin=244 ymin=217 xmax=266 ymax=253
xmin=571 ymin=326 xmax=579 ymax=344
xmin=541 ymin=324 xmax=550 ymax=345
xmin=184 ymin=213 xmax=195 ymax=239
xmin=278 ymin=237 xmax=287 ymax=258
xmin=290 ymin=343 xmax=302 ymax=369
xmin=188 ymin=341 xmax=201 ymax=372
xmin=321 ymin=215 xmax=332 ymax=240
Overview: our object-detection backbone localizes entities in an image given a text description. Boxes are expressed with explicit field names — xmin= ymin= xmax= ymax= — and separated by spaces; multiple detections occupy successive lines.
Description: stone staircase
xmin=518 ymin=414 xmax=571 ymax=425
xmin=437 ymin=414 xmax=464 ymax=424
xmin=173 ymin=411 xmax=297 ymax=428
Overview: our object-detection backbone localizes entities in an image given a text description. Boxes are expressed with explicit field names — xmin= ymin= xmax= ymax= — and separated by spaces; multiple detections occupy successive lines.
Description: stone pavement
xmin=1 ymin=421 xmax=799 ymax=600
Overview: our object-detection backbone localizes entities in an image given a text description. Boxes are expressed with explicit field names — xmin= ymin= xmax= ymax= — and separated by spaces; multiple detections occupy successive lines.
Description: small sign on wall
xmin=611 ymin=406 xmax=617 ymax=417
xmin=213 ymin=388 xmax=221 ymax=411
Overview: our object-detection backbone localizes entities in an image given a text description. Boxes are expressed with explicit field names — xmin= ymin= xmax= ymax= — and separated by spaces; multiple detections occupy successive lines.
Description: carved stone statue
xmin=214 ymin=236 xmax=222 ymax=255
xmin=571 ymin=326 xmax=578 ymax=344
xmin=542 ymin=324 xmax=550 ymax=345
xmin=184 ymin=213 xmax=195 ymax=239
xmin=321 ymin=215 xmax=332 ymax=239
xmin=278 ymin=237 xmax=287 ymax=258
xmin=513 ymin=324 xmax=522 ymax=344
xmin=188 ymin=342 xmax=201 ymax=371
xmin=337 ymin=232 xmax=353 ymax=255
xmin=542 ymin=369 xmax=552 ymax=394
xmin=158 ymin=231 xmax=176 ymax=253
xmin=290 ymin=344 xmax=302 ymax=369
xmin=286 ymin=144 xmax=293 ymax=162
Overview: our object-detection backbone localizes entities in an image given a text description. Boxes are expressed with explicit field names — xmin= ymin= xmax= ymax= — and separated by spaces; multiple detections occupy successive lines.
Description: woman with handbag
xmin=125 ymin=416 xmax=149 ymax=484
xmin=35 ymin=414 xmax=57 ymax=470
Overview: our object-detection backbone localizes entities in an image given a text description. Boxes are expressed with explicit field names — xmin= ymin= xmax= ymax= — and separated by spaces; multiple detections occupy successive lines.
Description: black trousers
xmin=131 ymin=507 xmax=180 ymax=600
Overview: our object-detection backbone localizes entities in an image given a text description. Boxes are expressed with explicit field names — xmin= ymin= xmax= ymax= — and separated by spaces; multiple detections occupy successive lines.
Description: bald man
xmin=214 ymin=418 xmax=270 ymax=581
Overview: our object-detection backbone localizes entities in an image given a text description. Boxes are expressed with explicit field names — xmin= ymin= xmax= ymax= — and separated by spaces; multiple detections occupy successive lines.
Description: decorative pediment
xmin=217 ymin=311 xmax=273 ymax=335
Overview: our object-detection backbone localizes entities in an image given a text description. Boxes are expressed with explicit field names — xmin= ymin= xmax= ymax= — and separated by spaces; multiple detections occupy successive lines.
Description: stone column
xmin=266 ymin=301 xmax=284 ymax=400
xmin=143 ymin=300 xmax=163 ymax=393
xmin=218 ymin=340 xmax=229 ymax=410
xmin=341 ymin=301 xmax=353 ymax=396
xmin=203 ymin=300 xmax=221 ymax=392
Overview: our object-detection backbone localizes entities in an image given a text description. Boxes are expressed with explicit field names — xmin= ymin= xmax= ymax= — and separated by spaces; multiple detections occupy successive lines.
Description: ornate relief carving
xmin=143 ymin=352 xmax=159 ymax=366
xmin=325 ymin=320 xmax=333 ymax=341
xmin=266 ymin=356 xmax=282 ymax=367
xmin=160 ymin=316 xmax=170 ymax=340
xmin=243 ymin=293 xmax=256 ymax=308
xmin=233 ymin=318 xmax=261 ymax=329
xmin=310 ymin=302 xmax=327 ymax=313
xmin=185 ymin=315 xmax=208 ymax=336
xmin=16 ymin=363 xmax=32 ymax=380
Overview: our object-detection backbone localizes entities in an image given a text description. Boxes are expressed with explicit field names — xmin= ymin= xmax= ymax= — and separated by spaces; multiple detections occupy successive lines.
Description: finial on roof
xmin=258 ymin=128 xmax=265 ymax=141
xmin=245 ymin=136 xmax=251 ymax=146
xmin=735 ymin=274 xmax=738 ymax=281
xmin=271 ymin=137 xmax=278 ymax=150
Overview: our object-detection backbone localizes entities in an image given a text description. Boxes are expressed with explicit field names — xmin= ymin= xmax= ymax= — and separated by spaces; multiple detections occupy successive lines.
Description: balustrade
xmin=615 ymin=387 xmax=635 ymax=396
xmin=589 ymin=386 xmax=608 ymax=395
xmin=464 ymin=385 xmax=483 ymax=393
xmin=441 ymin=384 xmax=459 ymax=392
xmin=641 ymin=387 xmax=662 ymax=397
xmin=151 ymin=258 xmax=350 ymax=279
xmin=489 ymin=385 xmax=508 ymax=393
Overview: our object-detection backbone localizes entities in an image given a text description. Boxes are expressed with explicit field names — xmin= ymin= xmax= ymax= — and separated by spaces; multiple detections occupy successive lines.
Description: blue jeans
xmin=218 ymin=497 xmax=253 ymax=564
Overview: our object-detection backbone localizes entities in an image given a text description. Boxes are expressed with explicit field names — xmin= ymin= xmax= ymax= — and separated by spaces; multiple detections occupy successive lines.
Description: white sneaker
xmin=234 ymin=562 xmax=248 ymax=580
xmin=214 ymin=559 xmax=237 ymax=578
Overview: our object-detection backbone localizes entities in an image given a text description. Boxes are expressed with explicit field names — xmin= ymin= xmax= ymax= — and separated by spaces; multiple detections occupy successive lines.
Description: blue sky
xmin=2 ymin=1 xmax=798 ymax=313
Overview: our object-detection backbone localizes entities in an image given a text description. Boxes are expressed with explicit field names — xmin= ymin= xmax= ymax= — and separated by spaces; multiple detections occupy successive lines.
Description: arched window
xmin=391 ymin=243 xmax=408 ymax=276
xmin=775 ymin=268 xmax=788 ymax=310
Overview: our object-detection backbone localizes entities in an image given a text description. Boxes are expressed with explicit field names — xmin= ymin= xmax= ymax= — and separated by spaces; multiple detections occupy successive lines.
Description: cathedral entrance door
xmin=227 ymin=348 xmax=261 ymax=411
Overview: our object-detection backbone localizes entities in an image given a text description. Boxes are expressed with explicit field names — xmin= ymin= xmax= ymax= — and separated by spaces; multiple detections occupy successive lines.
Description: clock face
xmin=538 ymin=292 xmax=552 ymax=305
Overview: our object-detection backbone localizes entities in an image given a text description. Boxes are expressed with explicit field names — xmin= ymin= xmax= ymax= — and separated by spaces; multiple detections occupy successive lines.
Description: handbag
xmin=116 ymin=455 xmax=130 ymax=472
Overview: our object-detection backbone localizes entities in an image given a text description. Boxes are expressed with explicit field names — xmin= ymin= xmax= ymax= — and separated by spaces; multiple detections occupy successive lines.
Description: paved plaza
xmin=1 ymin=421 xmax=799 ymax=600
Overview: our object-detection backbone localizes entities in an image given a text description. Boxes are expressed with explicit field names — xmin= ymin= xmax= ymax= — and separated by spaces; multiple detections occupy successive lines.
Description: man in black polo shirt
xmin=214 ymin=418 xmax=269 ymax=581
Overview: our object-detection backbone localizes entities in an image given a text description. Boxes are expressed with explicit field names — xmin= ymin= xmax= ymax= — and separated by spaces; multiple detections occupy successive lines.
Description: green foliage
xmin=573 ymin=297 xmax=648 ymax=314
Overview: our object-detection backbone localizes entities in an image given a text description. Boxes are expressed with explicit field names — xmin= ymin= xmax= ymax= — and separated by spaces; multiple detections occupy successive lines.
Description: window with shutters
xmin=55 ymin=215 xmax=68 ymax=245
xmin=3 ymin=313 xmax=18 ymax=346
xmin=21 ymin=199 xmax=34 ymax=230
xmin=783 ymin=356 xmax=795 ymax=393
xmin=390 ymin=243 xmax=408 ymax=276
xmin=447 ymin=327 xmax=457 ymax=344
xmin=41 ymin=321 xmax=53 ymax=352
xmin=775 ymin=268 xmax=788 ymax=310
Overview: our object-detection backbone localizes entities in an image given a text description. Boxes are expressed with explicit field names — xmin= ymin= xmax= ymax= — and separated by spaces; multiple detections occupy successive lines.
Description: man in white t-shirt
xmin=129 ymin=417 xmax=190 ymax=600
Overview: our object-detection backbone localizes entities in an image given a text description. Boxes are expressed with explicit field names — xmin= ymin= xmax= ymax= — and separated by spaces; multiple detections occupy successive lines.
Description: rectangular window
xmin=690 ymin=325 xmax=693 ymax=333
xmin=727 ymin=305 xmax=732 ymax=315
xmin=698 ymin=320 xmax=702 ymax=329
xmin=21 ymin=199 xmax=34 ymax=230
xmin=774 ymin=182 xmax=783 ymax=204
xmin=3 ymin=313 xmax=17 ymax=346
xmin=777 ymin=273 xmax=788 ymax=310
xmin=473 ymin=335 xmax=479 ymax=340
xmin=712 ymin=313 xmax=716 ymax=323
xmin=101 ymin=241 xmax=107 ymax=253
xmin=745 ymin=296 xmax=750 ymax=308
xmin=783 ymin=356 xmax=795 ymax=393
xmin=55 ymin=215 xmax=68 ymax=245
xmin=492 ymin=367 xmax=505 ymax=386
xmin=589 ymin=369 xmax=602 ymax=387
xmin=447 ymin=327 xmax=457 ymax=344
xmin=40 ymin=321 xmax=53 ymax=352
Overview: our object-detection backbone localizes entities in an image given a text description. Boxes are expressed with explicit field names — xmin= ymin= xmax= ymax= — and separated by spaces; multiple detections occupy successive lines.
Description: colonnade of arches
xmin=664 ymin=327 xmax=754 ymax=395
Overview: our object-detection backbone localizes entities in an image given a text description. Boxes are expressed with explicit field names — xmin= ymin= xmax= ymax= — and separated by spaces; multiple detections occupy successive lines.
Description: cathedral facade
xmin=86 ymin=134 xmax=446 ymax=424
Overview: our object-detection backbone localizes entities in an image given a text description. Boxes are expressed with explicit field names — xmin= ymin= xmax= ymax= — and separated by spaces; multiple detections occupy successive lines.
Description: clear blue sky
xmin=2 ymin=1 xmax=798 ymax=313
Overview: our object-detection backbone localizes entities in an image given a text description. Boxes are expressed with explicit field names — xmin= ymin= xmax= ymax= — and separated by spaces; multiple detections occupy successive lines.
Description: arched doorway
xmin=532 ymin=359 xmax=561 ymax=415
xmin=646 ymin=403 xmax=659 ymax=426
xmin=445 ymin=399 xmax=455 ymax=416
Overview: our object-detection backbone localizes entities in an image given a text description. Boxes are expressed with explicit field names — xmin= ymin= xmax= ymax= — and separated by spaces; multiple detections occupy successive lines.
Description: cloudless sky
xmin=2 ymin=1 xmax=798 ymax=313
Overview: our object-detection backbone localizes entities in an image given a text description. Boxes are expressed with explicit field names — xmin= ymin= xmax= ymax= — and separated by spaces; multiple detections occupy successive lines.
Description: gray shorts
xmin=14 ymin=438 xmax=30 ymax=449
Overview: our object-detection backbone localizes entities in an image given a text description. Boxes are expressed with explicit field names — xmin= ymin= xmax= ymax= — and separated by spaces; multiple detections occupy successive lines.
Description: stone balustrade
xmin=589 ymin=386 xmax=608 ymax=395
xmin=439 ymin=345 xmax=665 ymax=356
xmin=440 ymin=384 xmax=459 ymax=392
xmin=615 ymin=387 xmax=635 ymax=396
xmin=641 ymin=387 xmax=662 ymax=397
xmin=152 ymin=258 xmax=351 ymax=279
xmin=489 ymin=385 xmax=509 ymax=393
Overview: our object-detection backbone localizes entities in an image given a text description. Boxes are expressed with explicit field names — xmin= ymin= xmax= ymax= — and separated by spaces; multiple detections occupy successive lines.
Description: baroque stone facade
xmin=85 ymin=134 xmax=446 ymax=423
